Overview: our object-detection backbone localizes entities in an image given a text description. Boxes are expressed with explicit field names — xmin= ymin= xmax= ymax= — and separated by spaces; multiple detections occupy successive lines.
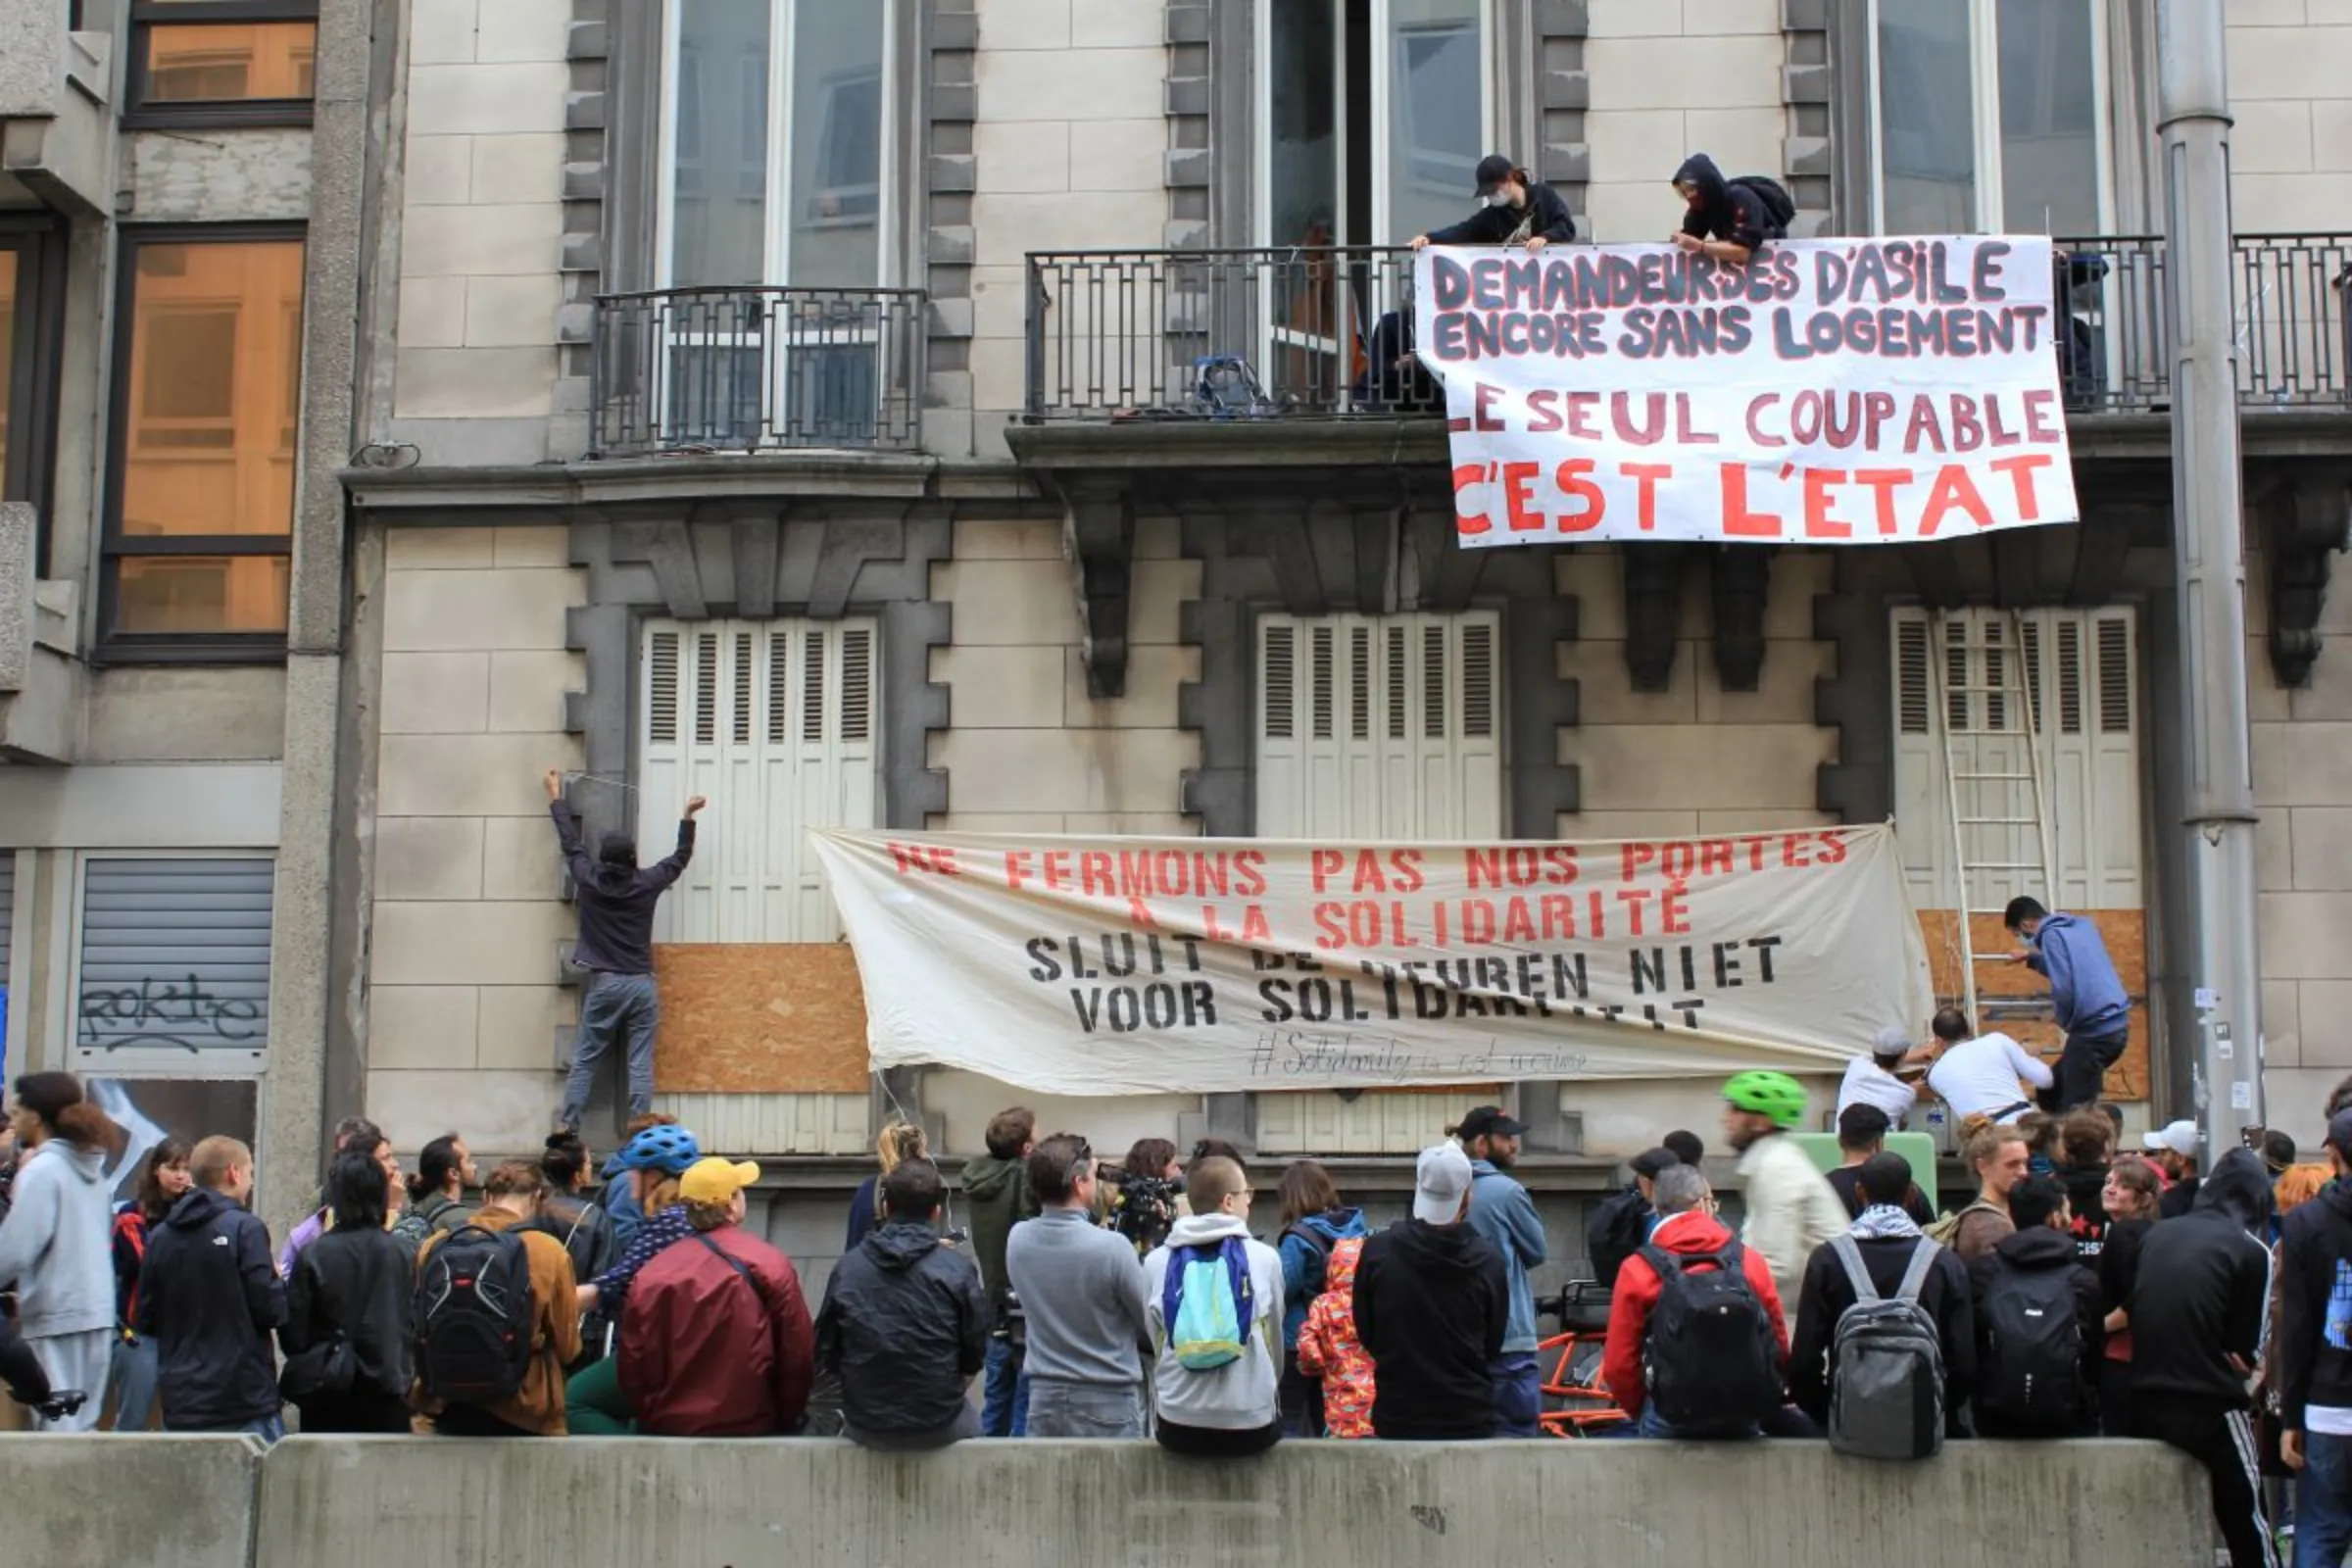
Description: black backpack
xmin=415 ymin=1224 xmax=537 ymax=1402
xmin=1640 ymin=1241 xmax=1784 ymax=1433
xmin=1977 ymin=1264 xmax=2086 ymax=1429
xmin=1729 ymin=174 xmax=1796 ymax=236
xmin=1586 ymin=1188 xmax=1650 ymax=1290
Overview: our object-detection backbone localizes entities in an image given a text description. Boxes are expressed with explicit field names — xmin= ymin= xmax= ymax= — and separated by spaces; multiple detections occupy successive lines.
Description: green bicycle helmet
xmin=1722 ymin=1070 xmax=1808 ymax=1130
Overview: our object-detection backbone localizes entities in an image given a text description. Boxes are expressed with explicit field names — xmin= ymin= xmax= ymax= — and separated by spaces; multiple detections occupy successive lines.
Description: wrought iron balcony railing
xmin=591 ymin=285 xmax=925 ymax=458
xmin=1024 ymin=235 xmax=2352 ymax=423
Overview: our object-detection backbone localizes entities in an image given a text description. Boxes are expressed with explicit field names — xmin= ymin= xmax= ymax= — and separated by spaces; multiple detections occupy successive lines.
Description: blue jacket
xmin=1466 ymin=1162 xmax=1546 ymax=1353
xmin=2029 ymin=912 xmax=2130 ymax=1037
xmin=1278 ymin=1206 xmax=1369 ymax=1352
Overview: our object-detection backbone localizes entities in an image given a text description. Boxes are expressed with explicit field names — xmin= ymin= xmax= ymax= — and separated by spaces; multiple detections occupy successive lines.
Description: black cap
xmin=2328 ymin=1107 xmax=2352 ymax=1159
xmin=1629 ymin=1147 xmax=1681 ymax=1179
xmin=1457 ymin=1104 xmax=1528 ymax=1141
xmin=1474 ymin=154 xmax=1517 ymax=197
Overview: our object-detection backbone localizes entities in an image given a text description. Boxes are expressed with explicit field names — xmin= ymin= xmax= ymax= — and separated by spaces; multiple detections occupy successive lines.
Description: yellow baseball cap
xmin=678 ymin=1156 xmax=761 ymax=1203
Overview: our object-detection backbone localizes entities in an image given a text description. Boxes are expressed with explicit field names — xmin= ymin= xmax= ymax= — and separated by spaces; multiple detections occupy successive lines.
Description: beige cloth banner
xmin=810 ymin=825 xmax=1935 ymax=1097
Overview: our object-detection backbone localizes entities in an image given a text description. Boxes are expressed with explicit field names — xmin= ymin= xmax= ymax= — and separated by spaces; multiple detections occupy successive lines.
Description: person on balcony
xmin=1668 ymin=153 xmax=1791 ymax=265
xmin=1408 ymin=155 xmax=1576 ymax=253
xmin=544 ymin=770 xmax=704 ymax=1135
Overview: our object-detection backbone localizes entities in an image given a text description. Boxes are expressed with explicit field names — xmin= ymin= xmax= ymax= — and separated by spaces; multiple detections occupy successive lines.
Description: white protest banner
xmin=809 ymin=826 xmax=1934 ymax=1097
xmin=1414 ymin=236 xmax=2080 ymax=548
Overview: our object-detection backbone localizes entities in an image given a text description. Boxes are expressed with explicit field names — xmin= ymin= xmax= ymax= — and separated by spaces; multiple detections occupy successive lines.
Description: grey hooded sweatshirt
xmin=0 ymin=1139 xmax=117 ymax=1338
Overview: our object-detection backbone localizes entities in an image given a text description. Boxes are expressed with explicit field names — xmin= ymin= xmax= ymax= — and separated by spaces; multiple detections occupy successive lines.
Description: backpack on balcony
xmin=1730 ymin=175 xmax=1796 ymax=237
xmin=1192 ymin=356 xmax=1268 ymax=418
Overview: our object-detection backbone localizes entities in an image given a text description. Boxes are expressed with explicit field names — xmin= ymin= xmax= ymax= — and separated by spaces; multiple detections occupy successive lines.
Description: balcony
xmin=0 ymin=0 xmax=112 ymax=216
xmin=589 ymin=286 xmax=926 ymax=460
xmin=1021 ymin=236 xmax=2352 ymax=437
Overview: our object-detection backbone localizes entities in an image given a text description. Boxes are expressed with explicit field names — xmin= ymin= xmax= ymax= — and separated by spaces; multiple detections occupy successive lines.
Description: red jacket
xmin=618 ymin=1224 xmax=814 ymax=1436
xmin=1601 ymin=1209 xmax=1789 ymax=1418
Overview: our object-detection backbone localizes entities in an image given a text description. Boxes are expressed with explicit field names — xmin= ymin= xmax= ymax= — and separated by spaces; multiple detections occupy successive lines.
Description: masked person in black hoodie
xmin=136 ymin=1136 xmax=286 ymax=1438
xmin=2130 ymin=1147 xmax=2278 ymax=1568
xmin=2280 ymin=1107 xmax=2352 ymax=1568
xmin=818 ymin=1159 xmax=990 ymax=1450
xmin=1353 ymin=1143 xmax=1509 ymax=1440
xmin=1409 ymin=154 xmax=1576 ymax=253
xmin=280 ymin=1148 xmax=416 ymax=1433
xmin=1669 ymin=153 xmax=1788 ymax=266
xmin=545 ymin=769 xmax=704 ymax=1134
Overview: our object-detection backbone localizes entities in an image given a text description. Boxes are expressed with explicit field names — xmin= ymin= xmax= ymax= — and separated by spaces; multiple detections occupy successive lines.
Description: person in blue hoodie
xmin=1274 ymin=1159 xmax=1367 ymax=1437
xmin=2004 ymin=898 xmax=2132 ymax=1111
xmin=1454 ymin=1105 xmax=1547 ymax=1438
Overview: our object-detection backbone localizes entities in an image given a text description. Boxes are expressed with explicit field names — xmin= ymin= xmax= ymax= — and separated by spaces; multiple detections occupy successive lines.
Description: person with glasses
xmin=1143 ymin=1155 xmax=1285 ymax=1455
xmin=1004 ymin=1135 xmax=1152 ymax=1439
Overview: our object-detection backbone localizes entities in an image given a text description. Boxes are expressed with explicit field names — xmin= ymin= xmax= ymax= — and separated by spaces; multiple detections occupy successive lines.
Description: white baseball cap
xmin=2142 ymin=1119 xmax=2197 ymax=1158
xmin=1412 ymin=1143 xmax=1475 ymax=1224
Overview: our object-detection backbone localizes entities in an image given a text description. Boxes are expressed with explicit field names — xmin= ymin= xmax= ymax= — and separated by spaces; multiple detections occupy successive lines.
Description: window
xmin=105 ymin=229 xmax=305 ymax=653
xmin=637 ymin=618 xmax=879 ymax=942
xmin=1889 ymin=608 xmax=2141 ymax=917
xmin=662 ymin=0 xmax=896 ymax=289
xmin=72 ymin=856 xmax=274 ymax=1073
xmin=1259 ymin=0 xmax=1489 ymax=251
xmin=126 ymin=1 xmax=318 ymax=125
xmin=0 ymin=218 xmax=66 ymax=517
xmin=1870 ymin=0 xmax=2108 ymax=235
xmin=1255 ymin=612 xmax=1502 ymax=839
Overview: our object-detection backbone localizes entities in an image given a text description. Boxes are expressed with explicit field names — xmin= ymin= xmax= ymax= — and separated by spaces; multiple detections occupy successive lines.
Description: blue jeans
xmin=1490 ymin=1352 xmax=1541 ymax=1439
xmin=107 ymin=1336 xmax=159 ymax=1432
xmin=981 ymin=1335 xmax=1029 ymax=1438
xmin=2299 ymin=1432 xmax=2352 ymax=1568
xmin=561 ymin=970 xmax=660 ymax=1128
xmin=1638 ymin=1404 xmax=1760 ymax=1441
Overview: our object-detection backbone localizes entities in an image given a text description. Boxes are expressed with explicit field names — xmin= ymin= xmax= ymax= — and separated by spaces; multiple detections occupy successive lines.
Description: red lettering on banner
xmin=1722 ymin=465 xmax=1784 ymax=537
xmin=1853 ymin=469 xmax=1912 ymax=536
xmin=1565 ymin=392 xmax=1602 ymax=441
xmin=1525 ymin=389 xmax=1561 ymax=432
xmin=1453 ymin=465 xmax=1492 ymax=534
xmin=1611 ymin=392 xmax=1666 ymax=446
xmin=1803 ymin=467 xmax=1851 ymax=539
xmin=1818 ymin=830 xmax=1851 ymax=864
xmin=1504 ymin=463 xmax=1546 ymax=531
xmin=1003 ymin=850 xmax=1034 ymax=890
xmin=1989 ymin=453 xmax=2054 ymax=519
xmin=889 ymin=842 xmax=960 ymax=876
xmin=1078 ymin=852 xmax=1114 ymax=896
xmin=1241 ymin=906 xmax=1273 ymax=945
xmin=1661 ymin=886 xmax=1690 ymax=935
xmin=1699 ymin=840 xmax=1734 ymax=876
xmin=1554 ymin=460 xmax=1605 ymax=532
xmin=1986 ymin=393 xmax=2022 ymax=447
xmin=1474 ymin=382 xmax=1506 ymax=430
xmin=2023 ymin=388 xmax=2062 ymax=442
xmin=1783 ymin=834 xmax=1814 ymax=868
xmin=1623 ymin=464 xmax=1672 ymax=531
xmin=1615 ymin=889 xmax=1651 ymax=936
xmin=1043 ymin=851 xmax=1071 ymax=890
xmin=1675 ymin=393 xmax=1720 ymax=445
xmin=1236 ymin=851 xmax=1268 ymax=898
xmin=1917 ymin=465 xmax=1994 ymax=535
xmin=1309 ymin=849 xmax=1346 ymax=892
xmin=1621 ymin=842 xmax=1656 ymax=882
xmin=1462 ymin=900 xmax=1497 ymax=944
xmin=1904 ymin=396 xmax=1947 ymax=454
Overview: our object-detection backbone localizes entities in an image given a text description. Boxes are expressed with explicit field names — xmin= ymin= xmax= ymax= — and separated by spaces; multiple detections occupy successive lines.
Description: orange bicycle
xmin=1536 ymin=1281 xmax=1631 ymax=1437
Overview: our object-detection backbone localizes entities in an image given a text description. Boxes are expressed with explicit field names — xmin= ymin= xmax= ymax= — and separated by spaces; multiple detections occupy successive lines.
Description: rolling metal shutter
xmin=75 ymin=858 xmax=273 ymax=1063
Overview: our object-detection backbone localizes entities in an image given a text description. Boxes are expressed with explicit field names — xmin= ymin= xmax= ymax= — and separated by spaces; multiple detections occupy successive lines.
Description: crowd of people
xmin=0 ymin=1049 xmax=2345 ymax=1568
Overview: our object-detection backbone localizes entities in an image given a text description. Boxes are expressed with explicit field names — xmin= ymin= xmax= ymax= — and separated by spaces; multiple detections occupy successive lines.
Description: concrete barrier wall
xmin=3 ymin=1435 xmax=2215 ymax=1567
xmin=0 ymin=1436 xmax=259 ymax=1568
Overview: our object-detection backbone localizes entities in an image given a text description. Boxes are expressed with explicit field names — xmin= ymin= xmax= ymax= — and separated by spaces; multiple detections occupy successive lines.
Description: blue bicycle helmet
xmin=601 ymin=1124 xmax=700 ymax=1177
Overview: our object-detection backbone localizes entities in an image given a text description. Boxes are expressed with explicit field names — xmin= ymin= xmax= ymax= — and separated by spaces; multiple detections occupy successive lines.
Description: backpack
xmin=1977 ymin=1264 xmax=2086 ymax=1430
xmin=1586 ymin=1188 xmax=1650 ymax=1290
xmin=1192 ymin=355 xmax=1267 ymax=418
xmin=1163 ymin=1237 xmax=1254 ymax=1372
xmin=1826 ymin=1235 xmax=1946 ymax=1461
xmin=414 ymin=1224 xmax=537 ymax=1403
xmin=1729 ymin=174 xmax=1796 ymax=235
xmin=1925 ymin=1200 xmax=2005 ymax=1249
xmin=1638 ymin=1240 xmax=1783 ymax=1434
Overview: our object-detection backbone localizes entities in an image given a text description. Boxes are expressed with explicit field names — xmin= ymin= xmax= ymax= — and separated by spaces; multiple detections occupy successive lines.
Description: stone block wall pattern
xmin=367 ymin=525 xmax=586 ymax=1150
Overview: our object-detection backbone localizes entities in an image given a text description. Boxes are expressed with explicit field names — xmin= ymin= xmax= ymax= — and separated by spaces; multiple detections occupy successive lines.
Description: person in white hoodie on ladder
xmin=0 ymin=1073 xmax=122 ymax=1431
xmin=1143 ymin=1154 xmax=1286 ymax=1454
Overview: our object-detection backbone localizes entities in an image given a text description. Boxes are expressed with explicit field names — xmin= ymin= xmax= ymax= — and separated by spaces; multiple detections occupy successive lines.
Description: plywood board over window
xmin=635 ymin=617 xmax=876 ymax=1115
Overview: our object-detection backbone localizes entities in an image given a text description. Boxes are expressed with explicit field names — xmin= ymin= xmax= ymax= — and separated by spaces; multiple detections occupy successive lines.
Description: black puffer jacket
xmin=2130 ymin=1149 xmax=2276 ymax=1404
xmin=135 ymin=1187 xmax=285 ymax=1430
xmin=816 ymin=1221 xmax=990 ymax=1440
xmin=1674 ymin=153 xmax=1781 ymax=253
xmin=282 ymin=1224 xmax=416 ymax=1398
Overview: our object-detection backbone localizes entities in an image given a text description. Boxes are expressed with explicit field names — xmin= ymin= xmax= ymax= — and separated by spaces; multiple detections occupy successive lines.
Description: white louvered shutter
xmin=1890 ymin=607 xmax=2142 ymax=914
xmin=638 ymin=617 xmax=879 ymax=942
xmin=1256 ymin=612 xmax=1502 ymax=839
